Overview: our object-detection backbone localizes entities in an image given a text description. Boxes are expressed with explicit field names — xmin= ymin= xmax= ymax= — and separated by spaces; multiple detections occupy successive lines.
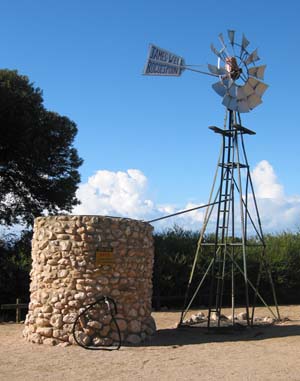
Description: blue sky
xmin=2 ymin=0 xmax=300 ymax=232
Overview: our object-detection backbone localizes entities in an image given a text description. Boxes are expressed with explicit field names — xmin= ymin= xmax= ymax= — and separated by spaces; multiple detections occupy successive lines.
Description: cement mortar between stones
xmin=23 ymin=215 xmax=156 ymax=346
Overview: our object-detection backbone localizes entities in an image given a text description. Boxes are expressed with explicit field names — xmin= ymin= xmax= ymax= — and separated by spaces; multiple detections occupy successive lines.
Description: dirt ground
xmin=0 ymin=305 xmax=300 ymax=381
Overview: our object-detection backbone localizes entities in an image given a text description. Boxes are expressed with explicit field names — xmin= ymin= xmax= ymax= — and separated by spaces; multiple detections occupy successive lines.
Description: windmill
xmin=143 ymin=30 xmax=280 ymax=327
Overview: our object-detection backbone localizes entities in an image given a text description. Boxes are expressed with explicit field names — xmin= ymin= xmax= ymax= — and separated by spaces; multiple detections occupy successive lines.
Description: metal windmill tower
xmin=143 ymin=30 xmax=280 ymax=327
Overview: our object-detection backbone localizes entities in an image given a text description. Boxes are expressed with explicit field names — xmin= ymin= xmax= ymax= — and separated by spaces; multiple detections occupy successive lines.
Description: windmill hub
xmin=225 ymin=56 xmax=242 ymax=80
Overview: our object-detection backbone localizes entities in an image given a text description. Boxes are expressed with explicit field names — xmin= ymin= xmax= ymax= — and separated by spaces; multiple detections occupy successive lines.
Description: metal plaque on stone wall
xmin=96 ymin=248 xmax=115 ymax=265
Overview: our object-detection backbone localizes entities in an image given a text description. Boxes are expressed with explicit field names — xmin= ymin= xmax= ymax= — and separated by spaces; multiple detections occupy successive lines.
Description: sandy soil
xmin=0 ymin=305 xmax=300 ymax=381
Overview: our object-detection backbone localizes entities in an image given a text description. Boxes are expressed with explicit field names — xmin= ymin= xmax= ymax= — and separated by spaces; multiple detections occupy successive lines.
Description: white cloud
xmin=251 ymin=160 xmax=284 ymax=200
xmin=251 ymin=161 xmax=300 ymax=232
xmin=74 ymin=162 xmax=300 ymax=233
xmin=73 ymin=169 xmax=205 ymax=230
xmin=74 ymin=169 xmax=154 ymax=218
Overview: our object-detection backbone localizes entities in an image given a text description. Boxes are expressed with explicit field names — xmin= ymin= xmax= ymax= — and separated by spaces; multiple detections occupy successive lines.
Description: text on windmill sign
xmin=144 ymin=44 xmax=185 ymax=76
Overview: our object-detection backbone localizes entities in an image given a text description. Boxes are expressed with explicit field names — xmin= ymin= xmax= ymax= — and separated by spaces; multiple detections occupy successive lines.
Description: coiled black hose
xmin=72 ymin=296 xmax=122 ymax=350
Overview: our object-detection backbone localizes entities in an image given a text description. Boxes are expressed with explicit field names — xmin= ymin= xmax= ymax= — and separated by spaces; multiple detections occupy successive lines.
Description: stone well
xmin=23 ymin=215 xmax=156 ymax=346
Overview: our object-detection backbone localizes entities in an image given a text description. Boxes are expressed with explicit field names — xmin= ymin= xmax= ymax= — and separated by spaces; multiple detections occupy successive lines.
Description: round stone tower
xmin=23 ymin=215 xmax=156 ymax=346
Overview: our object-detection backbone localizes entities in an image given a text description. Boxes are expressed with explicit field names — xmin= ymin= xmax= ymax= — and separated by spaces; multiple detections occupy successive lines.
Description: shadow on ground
xmin=134 ymin=321 xmax=300 ymax=347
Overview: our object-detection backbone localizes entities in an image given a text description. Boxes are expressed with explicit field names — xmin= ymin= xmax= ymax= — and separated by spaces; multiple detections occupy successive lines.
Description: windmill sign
xmin=143 ymin=44 xmax=185 ymax=76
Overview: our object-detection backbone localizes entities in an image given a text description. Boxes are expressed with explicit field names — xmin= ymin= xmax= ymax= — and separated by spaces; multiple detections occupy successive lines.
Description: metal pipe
xmin=146 ymin=199 xmax=230 ymax=223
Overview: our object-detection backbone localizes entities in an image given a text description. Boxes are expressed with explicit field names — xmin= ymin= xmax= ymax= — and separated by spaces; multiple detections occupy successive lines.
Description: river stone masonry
xmin=23 ymin=215 xmax=156 ymax=346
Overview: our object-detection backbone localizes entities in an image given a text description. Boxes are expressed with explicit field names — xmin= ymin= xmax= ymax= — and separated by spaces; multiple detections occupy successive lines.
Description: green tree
xmin=0 ymin=69 xmax=83 ymax=226
xmin=0 ymin=231 xmax=32 ymax=305
xmin=153 ymin=227 xmax=300 ymax=308
xmin=264 ymin=232 xmax=300 ymax=303
xmin=153 ymin=225 xmax=199 ymax=308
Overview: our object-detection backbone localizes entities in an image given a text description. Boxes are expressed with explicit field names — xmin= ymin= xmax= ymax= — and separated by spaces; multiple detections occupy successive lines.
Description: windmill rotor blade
xmin=242 ymin=78 xmax=260 ymax=97
xmin=218 ymin=33 xmax=226 ymax=48
xmin=220 ymin=47 xmax=227 ymax=59
xmin=248 ymin=65 xmax=266 ymax=80
xmin=218 ymin=33 xmax=230 ymax=56
xmin=228 ymin=83 xmax=238 ymax=98
xmin=229 ymin=97 xmax=238 ymax=111
xmin=242 ymin=83 xmax=255 ymax=97
xmin=247 ymin=77 xmax=259 ymax=88
xmin=237 ymin=99 xmax=250 ymax=113
xmin=247 ymin=93 xmax=262 ymax=109
xmin=222 ymin=77 xmax=234 ymax=90
xmin=228 ymin=30 xmax=235 ymax=46
xmin=211 ymin=43 xmax=225 ymax=60
xmin=222 ymin=94 xmax=231 ymax=109
xmin=245 ymin=48 xmax=260 ymax=65
xmin=212 ymin=81 xmax=227 ymax=97
xmin=241 ymin=34 xmax=250 ymax=50
xmin=218 ymin=33 xmax=225 ymax=44
xmin=222 ymin=94 xmax=238 ymax=111
xmin=247 ymin=77 xmax=268 ymax=96
xmin=236 ymin=86 xmax=247 ymax=100
xmin=208 ymin=64 xmax=227 ymax=75
xmin=254 ymin=81 xmax=268 ymax=97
